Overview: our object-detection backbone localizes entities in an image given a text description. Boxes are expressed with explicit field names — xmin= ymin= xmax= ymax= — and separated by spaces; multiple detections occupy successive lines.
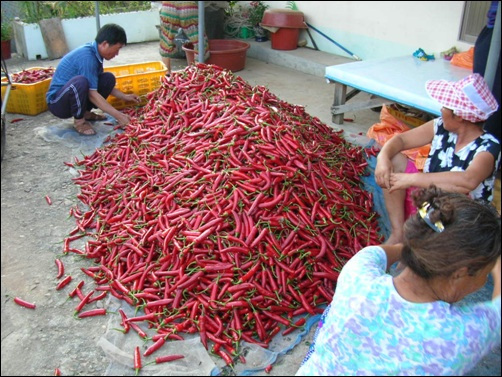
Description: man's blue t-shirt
xmin=46 ymin=41 xmax=103 ymax=102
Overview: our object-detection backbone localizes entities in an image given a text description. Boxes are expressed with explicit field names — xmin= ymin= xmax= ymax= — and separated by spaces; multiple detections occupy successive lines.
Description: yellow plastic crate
xmin=104 ymin=61 xmax=167 ymax=109
xmin=386 ymin=105 xmax=427 ymax=128
xmin=1 ymin=67 xmax=52 ymax=116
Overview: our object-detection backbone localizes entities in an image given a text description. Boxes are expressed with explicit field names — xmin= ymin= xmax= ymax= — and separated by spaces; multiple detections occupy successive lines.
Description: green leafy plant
xmin=224 ymin=1 xmax=249 ymax=37
xmin=286 ymin=1 xmax=299 ymax=11
xmin=248 ymin=1 xmax=269 ymax=26
xmin=1 ymin=13 xmax=13 ymax=41
xmin=19 ymin=1 xmax=151 ymax=23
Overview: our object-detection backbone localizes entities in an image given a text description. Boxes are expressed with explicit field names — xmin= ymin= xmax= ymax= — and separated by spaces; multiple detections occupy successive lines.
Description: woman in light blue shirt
xmin=296 ymin=185 xmax=501 ymax=376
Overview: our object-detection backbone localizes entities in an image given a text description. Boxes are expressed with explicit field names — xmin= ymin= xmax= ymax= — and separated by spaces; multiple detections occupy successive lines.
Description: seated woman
xmin=296 ymin=185 xmax=501 ymax=376
xmin=375 ymin=73 xmax=500 ymax=244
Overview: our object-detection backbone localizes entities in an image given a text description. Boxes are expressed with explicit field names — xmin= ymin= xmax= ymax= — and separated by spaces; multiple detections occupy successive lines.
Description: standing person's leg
xmin=483 ymin=55 xmax=501 ymax=144
xmin=179 ymin=1 xmax=210 ymax=61
xmin=474 ymin=26 xmax=501 ymax=143
xmin=474 ymin=27 xmax=492 ymax=75
xmin=47 ymin=76 xmax=95 ymax=135
xmin=159 ymin=1 xmax=182 ymax=74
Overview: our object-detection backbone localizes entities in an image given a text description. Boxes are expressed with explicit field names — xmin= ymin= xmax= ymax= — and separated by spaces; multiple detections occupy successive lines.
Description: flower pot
xmin=253 ymin=26 xmax=268 ymax=42
xmin=239 ymin=26 xmax=254 ymax=39
xmin=1 ymin=39 xmax=11 ymax=60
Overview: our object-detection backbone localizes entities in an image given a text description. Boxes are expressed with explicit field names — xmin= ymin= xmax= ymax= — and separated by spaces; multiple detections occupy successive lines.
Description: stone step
xmin=246 ymin=39 xmax=354 ymax=78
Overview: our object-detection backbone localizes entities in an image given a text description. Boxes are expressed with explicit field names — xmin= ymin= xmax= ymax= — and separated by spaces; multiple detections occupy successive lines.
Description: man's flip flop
xmin=84 ymin=111 xmax=108 ymax=121
xmin=74 ymin=120 xmax=96 ymax=136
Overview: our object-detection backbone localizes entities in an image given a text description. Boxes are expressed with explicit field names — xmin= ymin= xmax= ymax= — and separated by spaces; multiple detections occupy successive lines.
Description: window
xmin=459 ymin=1 xmax=491 ymax=43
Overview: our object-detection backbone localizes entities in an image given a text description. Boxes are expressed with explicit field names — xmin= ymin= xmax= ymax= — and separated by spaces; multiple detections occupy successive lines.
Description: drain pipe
xmin=306 ymin=23 xmax=361 ymax=61
xmin=198 ymin=1 xmax=205 ymax=63
xmin=95 ymin=1 xmax=100 ymax=32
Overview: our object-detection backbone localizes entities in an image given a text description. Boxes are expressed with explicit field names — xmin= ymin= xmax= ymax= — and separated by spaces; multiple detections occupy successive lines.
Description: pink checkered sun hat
xmin=425 ymin=73 xmax=499 ymax=123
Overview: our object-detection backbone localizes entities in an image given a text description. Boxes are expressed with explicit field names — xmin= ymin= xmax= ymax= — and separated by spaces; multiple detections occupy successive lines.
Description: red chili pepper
xmin=282 ymin=317 xmax=307 ymax=335
xmin=56 ymin=275 xmax=72 ymax=290
xmin=69 ymin=280 xmax=85 ymax=298
xmin=155 ymin=354 xmax=185 ymax=364
xmin=143 ymin=337 xmax=165 ymax=356
xmin=13 ymin=297 xmax=36 ymax=309
xmin=129 ymin=322 xmax=147 ymax=338
xmin=199 ymin=314 xmax=208 ymax=350
xmin=265 ymin=364 xmax=273 ymax=373
xmin=74 ymin=291 xmax=94 ymax=314
xmin=262 ymin=311 xmax=290 ymax=326
xmin=45 ymin=195 xmax=53 ymax=205
xmin=118 ymin=308 xmax=130 ymax=334
xmin=55 ymin=259 xmax=64 ymax=279
xmin=216 ymin=349 xmax=234 ymax=366
xmin=54 ymin=368 xmax=62 ymax=376
xmin=238 ymin=262 xmax=261 ymax=284
xmin=134 ymin=346 xmax=142 ymax=375
xmin=78 ymin=307 xmax=106 ymax=318
xmin=10 ymin=118 xmax=25 ymax=124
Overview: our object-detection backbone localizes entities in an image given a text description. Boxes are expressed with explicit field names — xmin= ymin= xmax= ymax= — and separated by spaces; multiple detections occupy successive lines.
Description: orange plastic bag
xmin=450 ymin=47 xmax=474 ymax=70
xmin=367 ymin=105 xmax=431 ymax=170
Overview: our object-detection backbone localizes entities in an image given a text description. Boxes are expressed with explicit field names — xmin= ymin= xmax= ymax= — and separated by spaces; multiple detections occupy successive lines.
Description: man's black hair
xmin=95 ymin=23 xmax=127 ymax=45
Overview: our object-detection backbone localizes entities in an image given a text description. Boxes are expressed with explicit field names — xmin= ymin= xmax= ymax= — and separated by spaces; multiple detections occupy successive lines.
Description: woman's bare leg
xmin=382 ymin=152 xmax=409 ymax=244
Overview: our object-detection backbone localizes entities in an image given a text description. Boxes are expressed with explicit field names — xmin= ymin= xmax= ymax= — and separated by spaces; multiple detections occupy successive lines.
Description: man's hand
xmin=115 ymin=112 xmax=131 ymax=127
xmin=123 ymin=93 xmax=140 ymax=104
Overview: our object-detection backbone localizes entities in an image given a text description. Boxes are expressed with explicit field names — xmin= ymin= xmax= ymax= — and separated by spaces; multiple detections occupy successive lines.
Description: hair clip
xmin=418 ymin=202 xmax=444 ymax=233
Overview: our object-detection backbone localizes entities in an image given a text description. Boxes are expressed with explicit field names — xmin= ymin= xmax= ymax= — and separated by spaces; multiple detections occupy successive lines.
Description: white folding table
xmin=325 ymin=55 xmax=473 ymax=124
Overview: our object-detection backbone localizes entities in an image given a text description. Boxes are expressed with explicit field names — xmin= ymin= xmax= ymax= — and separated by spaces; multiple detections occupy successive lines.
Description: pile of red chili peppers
xmin=11 ymin=67 xmax=55 ymax=84
xmin=63 ymin=64 xmax=383 ymax=368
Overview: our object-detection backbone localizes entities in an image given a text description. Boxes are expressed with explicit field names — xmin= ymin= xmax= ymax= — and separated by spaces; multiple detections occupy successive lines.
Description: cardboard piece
xmin=38 ymin=18 xmax=68 ymax=59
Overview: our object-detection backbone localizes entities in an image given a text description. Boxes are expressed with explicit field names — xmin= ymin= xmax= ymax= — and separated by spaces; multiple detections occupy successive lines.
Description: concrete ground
xmin=1 ymin=40 xmax=500 ymax=376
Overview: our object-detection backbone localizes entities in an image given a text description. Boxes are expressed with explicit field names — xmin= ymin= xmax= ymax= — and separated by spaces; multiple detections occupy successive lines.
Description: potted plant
xmin=1 ymin=13 xmax=13 ymax=59
xmin=223 ymin=1 xmax=254 ymax=39
xmin=248 ymin=1 xmax=269 ymax=41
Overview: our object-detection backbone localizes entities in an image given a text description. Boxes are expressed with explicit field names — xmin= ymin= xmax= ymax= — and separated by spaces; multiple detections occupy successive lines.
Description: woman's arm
xmin=375 ymin=121 xmax=435 ymax=189
xmin=492 ymin=256 xmax=501 ymax=300
xmin=380 ymin=244 xmax=404 ymax=271
xmin=388 ymin=150 xmax=496 ymax=193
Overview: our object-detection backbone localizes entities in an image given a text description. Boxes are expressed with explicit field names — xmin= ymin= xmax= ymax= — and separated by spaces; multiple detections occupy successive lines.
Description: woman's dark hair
xmin=95 ymin=23 xmax=127 ymax=45
xmin=401 ymin=185 xmax=501 ymax=279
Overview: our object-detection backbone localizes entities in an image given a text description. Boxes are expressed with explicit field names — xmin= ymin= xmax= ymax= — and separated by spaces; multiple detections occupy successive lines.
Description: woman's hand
xmin=388 ymin=172 xmax=415 ymax=192
xmin=375 ymin=156 xmax=393 ymax=189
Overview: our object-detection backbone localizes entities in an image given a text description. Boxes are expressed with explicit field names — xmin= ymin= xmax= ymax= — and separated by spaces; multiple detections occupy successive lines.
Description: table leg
xmin=332 ymin=82 xmax=347 ymax=125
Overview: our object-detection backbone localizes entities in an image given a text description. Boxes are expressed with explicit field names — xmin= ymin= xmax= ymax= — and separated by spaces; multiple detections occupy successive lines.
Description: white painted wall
xmin=261 ymin=1 xmax=473 ymax=60
xmin=62 ymin=9 xmax=160 ymax=51
xmin=14 ymin=2 xmax=476 ymax=62
xmin=13 ymin=9 xmax=160 ymax=60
